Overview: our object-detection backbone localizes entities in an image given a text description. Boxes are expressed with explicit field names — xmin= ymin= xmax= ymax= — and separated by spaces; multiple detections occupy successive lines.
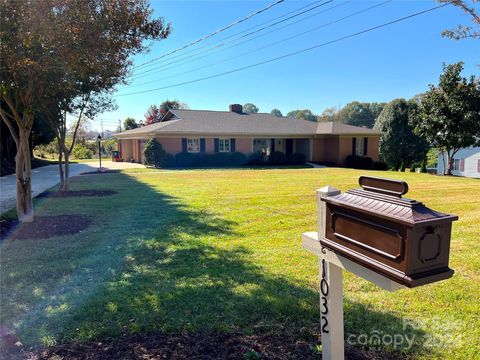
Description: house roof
xmin=116 ymin=109 xmax=382 ymax=138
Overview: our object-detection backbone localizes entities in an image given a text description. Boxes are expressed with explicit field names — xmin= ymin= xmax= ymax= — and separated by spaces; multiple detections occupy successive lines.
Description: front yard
xmin=1 ymin=168 xmax=479 ymax=359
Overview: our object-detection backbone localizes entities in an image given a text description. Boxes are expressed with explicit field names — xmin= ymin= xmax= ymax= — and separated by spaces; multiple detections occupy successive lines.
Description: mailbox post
xmin=302 ymin=176 xmax=457 ymax=360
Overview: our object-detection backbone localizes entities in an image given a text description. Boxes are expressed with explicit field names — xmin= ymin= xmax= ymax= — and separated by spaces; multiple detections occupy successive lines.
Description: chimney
xmin=229 ymin=104 xmax=243 ymax=114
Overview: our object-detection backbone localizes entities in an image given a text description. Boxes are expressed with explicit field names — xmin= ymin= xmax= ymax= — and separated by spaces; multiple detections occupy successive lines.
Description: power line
xmin=115 ymin=3 xmax=451 ymax=98
xmin=131 ymin=0 xmax=336 ymax=76
xmin=125 ymin=0 xmax=384 ymax=89
xmin=134 ymin=0 xmax=286 ymax=70
xmin=129 ymin=0 xmax=340 ymax=80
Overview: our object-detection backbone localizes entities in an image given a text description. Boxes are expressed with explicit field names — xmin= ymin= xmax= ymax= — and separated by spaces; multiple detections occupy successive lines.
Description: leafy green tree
xmin=160 ymin=99 xmax=188 ymax=117
xmin=143 ymin=139 xmax=168 ymax=167
xmin=270 ymin=108 xmax=283 ymax=117
xmin=411 ymin=62 xmax=480 ymax=175
xmin=337 ymin=101 xmax=386 ymax=128
xmin=145 ymin=100 xmax=187 ymax=125
xmin=374 ymin=99 xmax=428 ymax=169
xmin=123 ymin=117 xmax=138 ymax=130
xmin=287 ymin=109 xmax=317 ymax=122
xmin=243 ymin=103 xmax=259 ymax=114
xmin=318 ymin=107 xmax=339 ymax=122
xmin=1 ymin=0 xmax=171 ymax=219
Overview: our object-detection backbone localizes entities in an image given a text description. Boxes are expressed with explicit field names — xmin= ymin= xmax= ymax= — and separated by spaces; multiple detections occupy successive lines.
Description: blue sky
xmin=95 ymin=0 xmax=479 ymax=131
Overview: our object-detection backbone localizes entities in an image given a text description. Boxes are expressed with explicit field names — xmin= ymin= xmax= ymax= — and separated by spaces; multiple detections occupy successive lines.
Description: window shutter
xmin=460 ymin=159 xmax=465 ymax=172
xmin=271 ymin=138 xmax=275 ymax=152
xmin=352 ymin=137 xmax=357 ymax=156
xmin=214 ymin=138 xmax=219 ymax=152
xmin=200 ymin=138 xmax=206 ymax=152
xmin=182 ymin=138 xmax=187 ymax=152
xmin=230 ymin=138 xmax=236 ymax=152
xmin=478 ymin=159 xmax=480 ymax=173
xmin=286 ymin=139 xmax=293 ymax=155
xmin=363 ymin=137 xmax=368 ymax=156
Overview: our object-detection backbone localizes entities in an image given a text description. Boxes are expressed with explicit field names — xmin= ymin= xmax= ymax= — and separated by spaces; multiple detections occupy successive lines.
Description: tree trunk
xmin=62 ymin=151 xmax=70 ymax=191
xmin=441 ymin=150 xmax=447 ymax=175
xmin=16 ymin=129 xmax=33 ymax=222
xmin=58 ymin=142 xmax=64 ymax=184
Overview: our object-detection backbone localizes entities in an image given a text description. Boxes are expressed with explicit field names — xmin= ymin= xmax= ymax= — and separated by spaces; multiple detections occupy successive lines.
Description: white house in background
xmin=437 ymin=147 xmax=480 ymax=178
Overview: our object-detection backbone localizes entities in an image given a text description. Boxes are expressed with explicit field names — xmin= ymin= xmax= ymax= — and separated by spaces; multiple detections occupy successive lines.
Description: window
xmin=452 ymin=159 xmax=461 ymax=171
xmin=218 ymin=138 xmax=230 ymax=152
xmin=352 ymin=137 xmax=365 ymax=156
xmin=253 ymin=138 xmax=271 ymax=155
xmin=187 ymin=138 xmax=200 ymax=153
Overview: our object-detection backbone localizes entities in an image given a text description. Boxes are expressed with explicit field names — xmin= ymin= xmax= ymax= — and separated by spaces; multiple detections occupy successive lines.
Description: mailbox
xmin=321 ymin=176 xmax=458 ymax=287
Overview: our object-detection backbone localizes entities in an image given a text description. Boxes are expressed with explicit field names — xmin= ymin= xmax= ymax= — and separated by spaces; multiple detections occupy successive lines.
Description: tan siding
xmin=156 ymin=137 xmax=183 ymax=155
xmin=311 ymin=138 xmax=324 ymax=162
xmin=337 ymin=137 xmax=353 ymax=165
xmin=205 ymin=138 xmax=214 ymax=153
xmin=323 ymin=137 xmax=340 ymax=163
xmin=236 ymin=138 xmax=252 ymax=154
xmin=367 ymin=136 xmax=380 ymax=161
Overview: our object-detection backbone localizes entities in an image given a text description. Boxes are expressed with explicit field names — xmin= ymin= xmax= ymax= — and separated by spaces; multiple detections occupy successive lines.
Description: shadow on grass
xmin=1 ymin=171 xmax=426 ymax=357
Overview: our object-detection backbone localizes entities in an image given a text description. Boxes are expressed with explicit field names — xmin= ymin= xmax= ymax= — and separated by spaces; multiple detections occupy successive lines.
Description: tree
xmin=337 ymin=101 xmax=386 ymax=128
xmin=145 ymin=105 xmax=162 ymax=125
xmin=143 ymin=139 xmax=167 ymax=167
xmin=270 ymin=108 xmax=283 ymax=117
xmin=145 ymin=100 xmax=187 ymax=125
xmin=49 ymin=0 xmax=170 ymax=191
xmin=411 ymin=62 xmax=480 ymax=175
xmin=1 ymin=0 xmax=171 ymax=219
xmin=287 ymin=109 xmax=318 ymax=122
xmin=438 ymin=0 xmax=479 ymax=40
xmin=124 ymin=117 xmax=138 ymax=130
xmin=374 ymin=99 xmax=428 ymax=169
xmin=159 ymin=99 xmax=188 ymax=117
xmin=0 ymin=0 xmax=64 ymax=221
xmin=318 ymin=107 xmax=339 ymax=122
xmin=243 ymin=103 xmax=259 ymax=114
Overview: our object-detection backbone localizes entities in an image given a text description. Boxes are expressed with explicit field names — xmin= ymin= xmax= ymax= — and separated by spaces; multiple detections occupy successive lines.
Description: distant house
xmin=437 ymin=147 xmax=480 ymax=178
xmin=115 ymin=104 xmax=381 ymax=166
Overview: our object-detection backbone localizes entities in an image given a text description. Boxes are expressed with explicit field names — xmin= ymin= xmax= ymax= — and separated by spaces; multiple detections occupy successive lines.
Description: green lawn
xmin=1 ymin=168 xmax=479 ymax=359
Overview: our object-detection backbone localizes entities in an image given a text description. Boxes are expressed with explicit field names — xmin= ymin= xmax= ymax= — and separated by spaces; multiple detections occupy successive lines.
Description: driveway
xmin=0 ymin=161 xmax=144 ymax=214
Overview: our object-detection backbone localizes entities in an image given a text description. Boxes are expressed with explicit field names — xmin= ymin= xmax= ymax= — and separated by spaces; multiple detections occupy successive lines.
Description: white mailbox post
xmin=302 ymin=186 xmax=406 ymax=360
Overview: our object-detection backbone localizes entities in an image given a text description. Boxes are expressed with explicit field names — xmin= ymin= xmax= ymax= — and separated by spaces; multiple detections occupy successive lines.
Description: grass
xmin=0 ymin=167 xmax=478 ymax=359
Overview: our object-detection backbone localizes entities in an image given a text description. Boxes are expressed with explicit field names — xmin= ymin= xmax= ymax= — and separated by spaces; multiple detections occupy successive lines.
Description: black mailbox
xmin=321 ymin=176 xmax=458 ymax=287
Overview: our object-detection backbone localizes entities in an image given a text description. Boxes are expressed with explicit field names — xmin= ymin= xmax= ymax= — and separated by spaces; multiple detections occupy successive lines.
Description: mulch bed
xmin=80 ymin=170 xmax=121 ymax=175
xmin=37 ymin=190 xmax=117 ymax=198
xmin=2 ymin=332 xmax=402 ymax=360
xmin=0 ymin=215 xmax=92 ymax=240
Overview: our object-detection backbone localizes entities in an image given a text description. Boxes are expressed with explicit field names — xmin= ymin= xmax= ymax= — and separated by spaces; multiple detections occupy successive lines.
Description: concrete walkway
xmin=0 ymin=161 xmax=145 ymax=214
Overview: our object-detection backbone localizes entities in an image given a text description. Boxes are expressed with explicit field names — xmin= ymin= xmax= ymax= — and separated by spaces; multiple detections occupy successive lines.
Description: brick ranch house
xmin=116 ymin=104 xmax=381 ymax=165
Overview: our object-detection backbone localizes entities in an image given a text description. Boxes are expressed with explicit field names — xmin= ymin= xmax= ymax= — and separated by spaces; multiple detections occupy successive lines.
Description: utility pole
xmin=100 ymin=119 xmax=104 ymax=138
xmin=118 ymin=119 xmax=121 ymax=133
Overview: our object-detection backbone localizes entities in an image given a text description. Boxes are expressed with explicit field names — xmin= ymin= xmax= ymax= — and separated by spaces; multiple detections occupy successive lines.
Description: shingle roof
xmin=116 ymin=109 xmax=382 ymax=138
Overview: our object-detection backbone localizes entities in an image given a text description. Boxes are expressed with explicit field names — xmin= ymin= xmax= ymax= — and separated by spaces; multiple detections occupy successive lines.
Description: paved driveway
xmin=0 ymin=161 xmax=145 ymax=214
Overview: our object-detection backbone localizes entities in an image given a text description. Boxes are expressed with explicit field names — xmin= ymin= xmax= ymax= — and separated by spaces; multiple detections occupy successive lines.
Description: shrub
xmin=345 ymin=155 xmax=374 ymax=169
xmin=420 ymin=161 xmax=427 ymax=173
xmin=143 ymin=139 xmax=169 ymax=167
xmin=72 ymin=144 xmax=93 ymax=159
xmin=175 ymin=152 xmax=198 ymax=167
xmin=399 ymin=162 xmax=406 ymax=172
xmin=268 ymin=151 xmax=287 ymax=165
xmin=373 ymin=161 xmax=388 ymax=170
xmin=229 ymin=152 xmax=248 ymax=166
xmin=409 ymin=164 xmax=416 ymax=172
xmin=247 ymin=152 xmax=266 ymax=165
xmin=165 ymin=154 xmax=175 ymax=168
xmin=286 ymin=152 xmax=306 ymax=165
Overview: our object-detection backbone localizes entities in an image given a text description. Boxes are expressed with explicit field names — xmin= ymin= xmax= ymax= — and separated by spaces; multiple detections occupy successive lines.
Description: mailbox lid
xmin=323 ymin=189 xmax=458 ymax=226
